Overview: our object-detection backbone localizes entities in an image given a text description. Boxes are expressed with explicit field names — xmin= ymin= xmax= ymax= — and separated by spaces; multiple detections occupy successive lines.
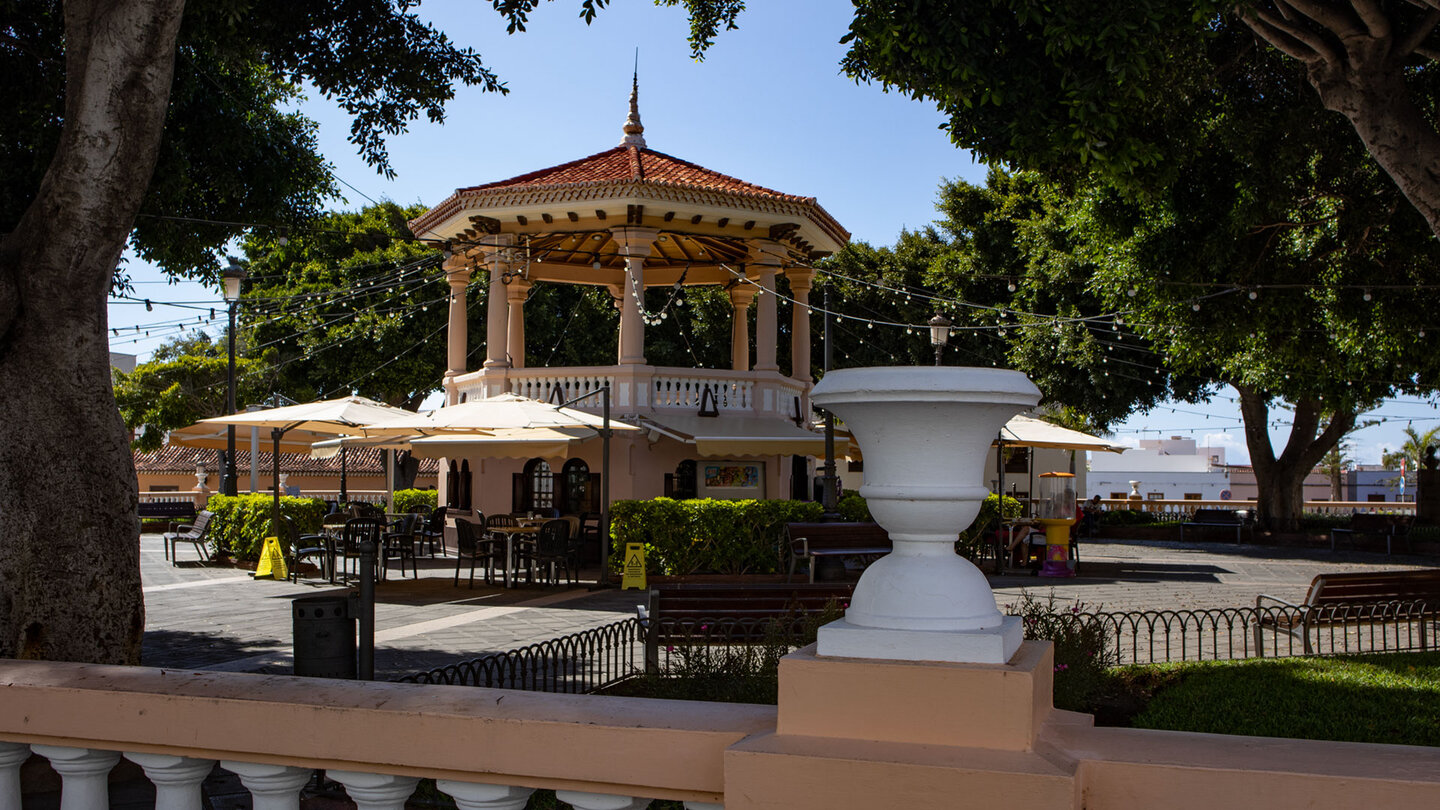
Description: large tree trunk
xmin=0 ymin=0 xmax=186 ymax=663
xmin=1243 ymin=5 xmax=1440 ymax=237
xmin=1236 ymin=386 xmax=1356 ymax=533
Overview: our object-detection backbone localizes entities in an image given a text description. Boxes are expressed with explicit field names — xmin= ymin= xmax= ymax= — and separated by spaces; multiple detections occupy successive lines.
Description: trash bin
xmin=292 ymin=594 xmax=356 ymax=678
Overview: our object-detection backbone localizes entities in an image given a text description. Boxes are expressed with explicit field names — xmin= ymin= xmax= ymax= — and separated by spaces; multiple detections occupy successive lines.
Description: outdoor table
xmin=489 ymin=525 xmax=540 ymax=588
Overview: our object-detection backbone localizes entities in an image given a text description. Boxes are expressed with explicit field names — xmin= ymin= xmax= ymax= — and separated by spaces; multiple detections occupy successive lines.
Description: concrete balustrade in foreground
xmin=4 ymin=644 xmax=1440 ymax=809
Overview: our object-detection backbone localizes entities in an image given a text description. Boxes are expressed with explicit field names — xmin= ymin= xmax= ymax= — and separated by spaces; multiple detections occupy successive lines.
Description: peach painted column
xmin=749 ymin=241 xmax=786 ymax=373
xmin=612 ymin=227 xmax=658 ymax=365
xmin=728 ymin=286 xmax=756 ymax=371
xmin=483 ymin=235 xmax=513 ymax=369
xmin=444 ymin=258 xmax=473 ymax=377
xmin=506 ymin=278 xmax=531 ymax=369
xmin=788 ymin=268 xmax=813 ymax=382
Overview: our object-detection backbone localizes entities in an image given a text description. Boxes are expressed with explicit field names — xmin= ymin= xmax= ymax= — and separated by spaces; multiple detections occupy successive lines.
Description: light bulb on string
xmin=1363 ymin=289 xmax=1373 ymax=302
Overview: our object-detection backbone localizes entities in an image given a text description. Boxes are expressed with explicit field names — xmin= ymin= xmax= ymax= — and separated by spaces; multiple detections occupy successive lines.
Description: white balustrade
xmin=435 ymin=780 xmax=536 ymax=810
xmin=29 ymin=745 xmax=120 ymax=810
xmin=220 ymin=760 xmax=312 ymax=810
xmin=327 ymin=769 xmax=420 ymax=810
xmin=124 ymin=752 xmax=216 ymax=810
xmin=555 ymin=789 xmax=652 ymax=810
xmin=0 ymin=742 xmax=30 ymax=809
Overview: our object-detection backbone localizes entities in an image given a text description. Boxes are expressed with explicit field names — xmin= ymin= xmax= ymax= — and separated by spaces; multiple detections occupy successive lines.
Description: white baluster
xmin=555 ymin=789 xmax=651 ymax=810
xmin=125 ymin=752 xmax=215 ymax=810
xmin=0 ymin=742 xmax=31 ymax=810
xmin=684 ymin=803 xmax=723 ymax=810
xmin=435 ymin=780 xmax=535 ymax=810
xmin=30 ymin=745 xmax=119 ymax=810
xmin=220 ymin=761 xmax=311 ymax=810
xmin=327 ymin=769 xmax=419 ymax=810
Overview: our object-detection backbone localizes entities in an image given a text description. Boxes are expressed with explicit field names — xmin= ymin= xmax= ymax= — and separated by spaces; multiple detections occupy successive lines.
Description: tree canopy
xmin=114 ymin=334 xmax=271 ymax=451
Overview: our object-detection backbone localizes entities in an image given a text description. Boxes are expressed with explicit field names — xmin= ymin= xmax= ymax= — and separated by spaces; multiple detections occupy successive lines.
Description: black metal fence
xmin=393 ymin=600 xmax=1440 ymax=691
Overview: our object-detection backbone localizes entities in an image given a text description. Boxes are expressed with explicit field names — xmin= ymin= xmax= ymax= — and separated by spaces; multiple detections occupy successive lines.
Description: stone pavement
xmin=141 ymin=533 xmax=1438 ymax=680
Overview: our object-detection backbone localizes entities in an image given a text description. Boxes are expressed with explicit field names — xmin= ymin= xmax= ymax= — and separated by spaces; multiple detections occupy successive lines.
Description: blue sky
xmin=105 ymin=0 xmax=1440 ymax=465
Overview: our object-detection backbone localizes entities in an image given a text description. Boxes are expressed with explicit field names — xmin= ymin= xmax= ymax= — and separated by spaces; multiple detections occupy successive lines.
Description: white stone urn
xmin=811 ymin=366 xmax=1041 ymax=663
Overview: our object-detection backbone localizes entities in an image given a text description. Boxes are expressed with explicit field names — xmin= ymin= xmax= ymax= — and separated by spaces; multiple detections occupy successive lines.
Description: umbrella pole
xmin=599 ymin=384 xmax=612 ymax=588
xmin=271 ymin=427 xmax=284 ymax=540
xmin=340 ymin=446 xmax=348 ymax=504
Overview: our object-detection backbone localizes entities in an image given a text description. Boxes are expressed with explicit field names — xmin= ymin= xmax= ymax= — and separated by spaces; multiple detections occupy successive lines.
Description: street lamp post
xmin=929 ymin=313 xmax=952 ymax=367
xmin=220 ymin=257 xmax=246 ymax=497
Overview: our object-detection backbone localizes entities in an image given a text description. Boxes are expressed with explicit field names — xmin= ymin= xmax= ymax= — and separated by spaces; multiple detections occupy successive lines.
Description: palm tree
xmin=1381 ymin=426 xmax=1440 ymax=497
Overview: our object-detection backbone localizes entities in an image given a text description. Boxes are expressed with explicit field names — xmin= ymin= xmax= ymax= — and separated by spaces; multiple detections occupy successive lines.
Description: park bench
xmin=1179 ymin=508 xmax=1253 ymax=544
xmin=1329 ymin=513 xmax=1413 ymax=555
xmin=1253 ymin=569 xmax=1440 ymax=656
xmin=139 ymin=499 xmax=197 ymax=529
xmin=638 ymin=582 xmax=855 ymax=673
xmin=785 ymin=521 xmax=891 ymax=583
xmin=162 ymin=510 xmax=215 ymax=565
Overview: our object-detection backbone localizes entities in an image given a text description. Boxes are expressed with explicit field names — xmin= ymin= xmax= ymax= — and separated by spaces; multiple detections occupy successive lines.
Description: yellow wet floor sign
xmin=254 ymin=536 xmax=288 ymax=581
xmin=620 ymin=542 xmax=646 ymax=590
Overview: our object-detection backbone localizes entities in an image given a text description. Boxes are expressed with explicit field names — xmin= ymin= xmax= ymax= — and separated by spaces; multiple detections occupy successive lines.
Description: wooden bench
xmin=162 ymin=511 xmax=214 ymax=565
xmin=638 ymin=582 xmax=855 ymax=672
xmin=1254 ymin=570 xmax=1440 ymax=655
xmin=785 ymin=522 xmax=891 ymax=583
xmin=1330 ymin=513 xmax=1413 ymax=555
xmin=1179 ymin=508 xmax=1253 ymax=544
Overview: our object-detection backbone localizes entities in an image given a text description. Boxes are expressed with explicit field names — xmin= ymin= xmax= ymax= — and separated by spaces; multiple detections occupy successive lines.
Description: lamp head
xmin=221 ymin=257 xmax=247 ymax=303
xmin=928 ymin=314 xmax=952 ymax=347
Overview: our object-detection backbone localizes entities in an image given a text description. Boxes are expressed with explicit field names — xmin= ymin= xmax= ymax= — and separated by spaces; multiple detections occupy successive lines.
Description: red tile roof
xmin=459 ymin=146 xmax=814 ymax=204
xmin=134 ymin=445 xmax=439 ymax=477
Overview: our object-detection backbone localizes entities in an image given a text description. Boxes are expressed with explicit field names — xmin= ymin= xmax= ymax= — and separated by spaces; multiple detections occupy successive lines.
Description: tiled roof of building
xmin=134 ymin=445 xmax=439 ymax=477
xmin=457 ymin=145 xmax=814 ymax=204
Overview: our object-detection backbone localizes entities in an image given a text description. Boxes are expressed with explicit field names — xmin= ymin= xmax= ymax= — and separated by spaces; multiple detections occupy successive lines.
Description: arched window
xmin=520 ymin=458 xmax=554 ymax=514
xmin=446 ymin=460 xmax=459 ymax=506
xmin=673 ymin=459 xmax=698 ymax=500
xmin=459 ymin=460 xmax=473 ymax=510
xmin=561 ymin=458 xmax=590 ymax=514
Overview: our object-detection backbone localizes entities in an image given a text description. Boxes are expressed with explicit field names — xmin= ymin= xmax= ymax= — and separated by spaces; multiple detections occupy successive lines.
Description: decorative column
xmin=483 ymin=235 xmax=513 ymax=369
xmin=0 ymin=742 xmax=30 ymax=810
xmin=30 ymin=745 xmax=120 ymax=809
xmin=728 ymin=286 xmax=756 ymax=372
xmin=327 ymin=770 xmax=420 ymax=810
xmin=787 ymin=268 xmax=813 ymax=381
xmin=435 ymin=781 xmax=535 ymax=810
xmin=445 ymin=257 xmax=474 ymax=378
xmin=554 ymin=789 xmax=652 ymax=810
xmin=749 ymin=241 xmax=786 ymax=373
xmin=612 ymin=227 xmax=658 ymax=365
xmin=506 ymin=278 xmax=531 ymax=369
xmin=125 ymin=752 xmax=216 ymax=810
xmin=220 ymin=760 xmax=312 ymax=810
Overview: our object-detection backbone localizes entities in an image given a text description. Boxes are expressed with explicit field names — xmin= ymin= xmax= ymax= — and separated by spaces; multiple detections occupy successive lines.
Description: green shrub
xmin=837 ymin=490 xmax=872 ymax=522
xmin=957 ymin=494 xmax=1025 ymax=555
xmin=609 ymin=498 xmax=824 ymax=575
xmin=1002 ymin=591 xmax=1115 ymax=712
xmin=391 ymin=488 xmax=437 ymax=514
xmin=205 ymin=494 xmax=327 ymax=561
xmin=1097 ymin=508 xmax=1164 ymax=526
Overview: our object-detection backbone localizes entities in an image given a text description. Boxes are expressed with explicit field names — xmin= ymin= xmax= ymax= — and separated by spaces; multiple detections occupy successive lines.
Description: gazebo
xmin=408 ymin=79 xmax=850 ymax=517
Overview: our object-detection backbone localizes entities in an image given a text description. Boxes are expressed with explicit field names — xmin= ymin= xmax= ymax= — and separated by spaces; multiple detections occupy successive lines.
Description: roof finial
xmin=621 ymin=52 xmax=646 ymax=148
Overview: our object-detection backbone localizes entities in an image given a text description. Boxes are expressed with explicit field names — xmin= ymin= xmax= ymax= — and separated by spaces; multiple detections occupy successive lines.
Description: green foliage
xmin=608 ymin=498 xmax=824 ymax=576
xmin=1129 ymin=653 xmax=1440 ymax=746
xmin=1002 ymin=591 xmax=1115 ymax=712
xmin=391 ymin=488 xmax=437 ymax=514
xmin=113 ymin=335 xmax=271 ymax=451
xmin=205 ymin=493 xmax=326 ymax=561
xmin=836 ymin=490 xmax=871 ymax=522
xmin=1097 ymin=508 xmax=1165 ymax=527
xmin=957 ymin=494 xmax=1025 ymax=554
xmin=1381 ymin=425 xmax=1440 ymax=472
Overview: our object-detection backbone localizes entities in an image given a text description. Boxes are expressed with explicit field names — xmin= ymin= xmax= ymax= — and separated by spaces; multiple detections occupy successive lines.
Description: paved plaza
xmin=140 ymin=532 xmax=1440 ymax=680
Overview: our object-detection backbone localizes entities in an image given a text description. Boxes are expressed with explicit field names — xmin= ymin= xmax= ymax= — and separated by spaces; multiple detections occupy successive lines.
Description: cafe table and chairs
xmin=484 ymin=514 xmax=539 ymax=588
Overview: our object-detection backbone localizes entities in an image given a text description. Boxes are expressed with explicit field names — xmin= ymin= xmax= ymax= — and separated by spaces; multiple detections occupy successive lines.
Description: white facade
xmin=1087 ymin=436 xmax=1231 ymax=501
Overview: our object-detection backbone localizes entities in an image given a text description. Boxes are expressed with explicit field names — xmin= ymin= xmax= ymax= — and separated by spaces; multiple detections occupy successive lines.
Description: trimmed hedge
xmin=205 ymin=494 xmax=327 ymax=561
xmin=391 ymin=488 xmax=437 ymax=514
xmin=609 ymin=498 xmax=824 ymax=575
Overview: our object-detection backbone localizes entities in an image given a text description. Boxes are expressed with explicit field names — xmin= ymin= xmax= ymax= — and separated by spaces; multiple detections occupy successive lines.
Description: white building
xmin=1087 ymin=436 xmax=1231 ymax=501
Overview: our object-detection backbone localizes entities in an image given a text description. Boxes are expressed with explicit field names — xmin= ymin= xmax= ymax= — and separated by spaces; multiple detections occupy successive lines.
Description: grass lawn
xmin=1104 ymin=652 xmax=1440 ymax=746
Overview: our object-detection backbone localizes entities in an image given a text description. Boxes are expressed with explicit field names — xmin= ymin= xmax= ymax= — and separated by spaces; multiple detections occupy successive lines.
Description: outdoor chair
xmin=522 ymin=519 xmax=577 ymax=587
xmin=415 ymin=507 xmax=449 ymax=557
xmin=381 ymin=513 xmax=420 ymax=580
xmin=163 ymin=511 xmax=214 ymax=565
xmin=276 ymin=515 xmax=333 ymax=583
xmin=576 ymin=512 xmax=602 ymax=566
xmin=453 ymin=518 xmax=498 ymax=588
xmin=337 ymin=517 xmax=385 ymax=582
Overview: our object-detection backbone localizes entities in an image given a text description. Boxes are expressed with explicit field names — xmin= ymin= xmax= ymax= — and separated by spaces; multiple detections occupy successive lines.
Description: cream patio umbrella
xmin=993 ymin=414 xmax=1125 ymax=502
xmin=194 ymin=396 xmax=419 ymax=531
xmin=355 ymin=392 xmax=641 ymax=579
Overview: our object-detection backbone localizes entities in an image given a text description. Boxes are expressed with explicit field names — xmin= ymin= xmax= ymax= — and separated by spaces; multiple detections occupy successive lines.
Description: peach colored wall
xmin=3 ymin=646 xmax=1440 ymax=809
xmin=139 ymin=472 xmax=435 ymax=498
